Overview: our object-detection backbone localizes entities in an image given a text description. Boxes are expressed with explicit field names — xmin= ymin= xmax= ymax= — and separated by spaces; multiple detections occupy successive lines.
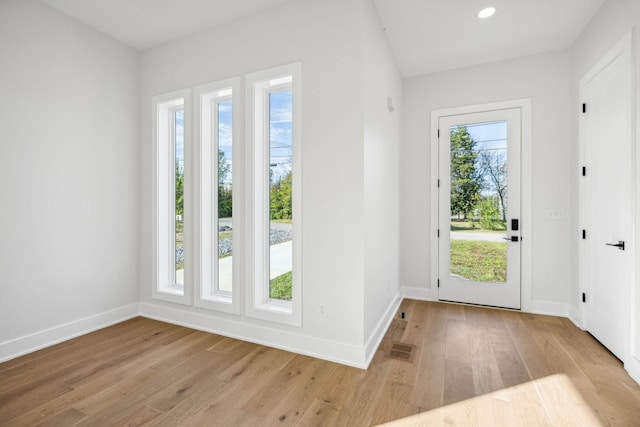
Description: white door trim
xmin=430 ymin=98 xmax=532 ymax=311
xmin=579 ymin=31 xmax=635 ymax=366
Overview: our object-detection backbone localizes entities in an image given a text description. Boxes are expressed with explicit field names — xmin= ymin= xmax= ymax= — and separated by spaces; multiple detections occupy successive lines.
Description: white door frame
xmin=579 ymin=31 xmax=635 ymax=367
xmin=430 ymin=99 xmax=532 ymax=311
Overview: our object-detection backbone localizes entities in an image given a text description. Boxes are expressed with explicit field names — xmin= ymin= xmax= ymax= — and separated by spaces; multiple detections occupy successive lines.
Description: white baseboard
xmin=626 ymin=355 xmax=640 ymax=385
xmin=364 ymin=293 xmax=402 ymax=367
xmin=530 ymin=300 xmax=570 ymax=318
xmin=0 ymin=304 xmax=139 ymax=363
xmin=401 ymin=286 xmax=438 ymax=301
xmin=138 ymin=303 xmax=368 ymax=369
xmin=0 ymin=294 xmax=592 ymax=378
xmin=1 ymin=301 xmax=371 ymax=369
xmin=400 ymin=287 xmax=570 ymax=317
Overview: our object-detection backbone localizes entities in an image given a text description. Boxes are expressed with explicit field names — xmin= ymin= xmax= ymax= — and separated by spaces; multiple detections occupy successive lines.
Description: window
xmin=151 ymin=65 xmax=300 ymax=320
xmin=152 ymin=89 xmax=192 ymax=304
xmin=246 ymin=63 xmax=302 ymax=325
xmin=195 ymin=78 xmax=241 ymax=314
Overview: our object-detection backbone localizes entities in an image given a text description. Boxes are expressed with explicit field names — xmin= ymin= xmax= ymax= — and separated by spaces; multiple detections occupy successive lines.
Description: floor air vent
xmin=386 ymin=342 xmax=416 ymax=363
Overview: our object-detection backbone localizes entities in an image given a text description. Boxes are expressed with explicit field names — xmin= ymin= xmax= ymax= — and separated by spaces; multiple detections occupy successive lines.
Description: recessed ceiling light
xmin=478 ymin=7 xmax=496 ymax=19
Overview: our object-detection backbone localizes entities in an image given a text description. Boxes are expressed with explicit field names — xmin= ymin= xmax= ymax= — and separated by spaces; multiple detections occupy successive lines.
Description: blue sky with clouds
xmin=173 ymin=90 xmax=292 ymax=182
xmin=218 ymin=101 xmax=232 ymax=161
xmin=269 ymin=90 xmax=293 ymax=181
xmin=464 ymin=120 xmax=507 ymax=152
xmin=175 ymin=110 xmax=184 ymax=168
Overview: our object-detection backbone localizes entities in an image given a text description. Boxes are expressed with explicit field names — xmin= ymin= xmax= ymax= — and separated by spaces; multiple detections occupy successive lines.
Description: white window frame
xmin=245 ymin=63 xmax=302 ymax=326
xmin=194 ymin=77 xmax=242 ymax=314
xmin=152 ymin=89 xmax=193 ymax=305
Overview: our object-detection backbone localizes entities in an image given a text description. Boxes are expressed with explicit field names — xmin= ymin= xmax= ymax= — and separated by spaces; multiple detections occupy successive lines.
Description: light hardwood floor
xmin=1 ymin=300 xmax=640 ymax=426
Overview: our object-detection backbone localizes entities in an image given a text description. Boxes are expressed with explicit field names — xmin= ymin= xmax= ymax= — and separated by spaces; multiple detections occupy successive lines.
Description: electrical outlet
xmin=319 ymin=303 xmax=327 ymax=318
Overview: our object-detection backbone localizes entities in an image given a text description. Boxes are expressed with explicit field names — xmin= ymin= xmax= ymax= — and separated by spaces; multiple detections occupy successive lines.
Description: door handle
xmin=606 ymin=240 xmax=625 ymax=250
xmin=503 ymin=236 xmax=519 ymax=242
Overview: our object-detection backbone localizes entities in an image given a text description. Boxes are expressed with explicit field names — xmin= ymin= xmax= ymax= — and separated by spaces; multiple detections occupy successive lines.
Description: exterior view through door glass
xmin=438 ymin=108 xmax=521 ymax=309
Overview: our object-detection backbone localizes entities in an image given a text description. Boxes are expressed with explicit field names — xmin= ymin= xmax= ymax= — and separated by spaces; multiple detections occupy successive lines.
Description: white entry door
xmin=580 ymin=34 xmax=633 ymax=361
xmin=438 ymin=108 xmax=521 ymax=309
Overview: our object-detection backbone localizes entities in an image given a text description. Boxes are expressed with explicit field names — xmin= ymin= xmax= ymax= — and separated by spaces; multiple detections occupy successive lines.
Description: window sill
xmin=200 ymin=293 xmax=232 ymax=305
xmin=158 ymin=286 xmax=184 ymax=296
xmin=194 ymin=292 xmax=240 ymax=315
xmin=247 ymin=299 xmax=299 ymax=326
xmin=256 ymin=300 xmax=292 ymax=315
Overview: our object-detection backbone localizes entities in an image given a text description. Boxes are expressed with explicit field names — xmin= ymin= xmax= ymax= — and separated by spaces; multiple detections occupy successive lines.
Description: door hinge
xmin=438 ymin=279 xmax=440 ymax=288
xmin=582 ymin=292 xmax=586 ymax=303
xmin=438 ymin=129 xmax=440 ymax=138
xmin=582 ymin=229 xmax=586 ymax=240
xmin=582 ymin=166 xmax=586 ymax=177
xmin=437 ymin=179 xmax=440 ymax=188
xmin=582 ymin=103 xmax=586 ymax=114
xmin=437 ymin=229 xmax=440 ymax=238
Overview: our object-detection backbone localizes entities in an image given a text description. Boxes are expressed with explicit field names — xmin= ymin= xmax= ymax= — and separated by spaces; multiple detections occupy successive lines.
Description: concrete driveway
xmin=450 ymin=231 xmax=506 ymax=242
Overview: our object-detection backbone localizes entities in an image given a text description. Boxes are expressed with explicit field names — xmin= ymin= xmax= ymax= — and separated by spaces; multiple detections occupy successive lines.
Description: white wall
xmin=363 ymin=0 xmax=403 ymax=345
xmin=138 ymin=0 xmax=399 ymax=367
xmin=0 ymin=0 xmax=140 ymax=358
xmin=401 ymin=51 xmax=572 ymax=314
xmin=569 ymin=0 xmax=640 ymax=381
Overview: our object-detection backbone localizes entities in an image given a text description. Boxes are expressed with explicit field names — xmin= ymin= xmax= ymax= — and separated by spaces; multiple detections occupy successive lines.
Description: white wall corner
xmin=363 ymin=292 xmax=403 ymax=368
xmin=138 ymin=302 xmax=368 ymax=369
xmin=401 ymin=286 xmax=439 ymax=302
xmin=0 ymin=304 xmax=140 ymax=363
xmin=568 ymin=310 xmax=584 ymax=330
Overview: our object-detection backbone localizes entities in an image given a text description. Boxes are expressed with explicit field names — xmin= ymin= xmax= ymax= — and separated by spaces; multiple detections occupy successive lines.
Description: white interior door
xmin=438 ymin=108 xmax=521 ymax=309
xmin=580 ymin=34 xmax=633 ymax=361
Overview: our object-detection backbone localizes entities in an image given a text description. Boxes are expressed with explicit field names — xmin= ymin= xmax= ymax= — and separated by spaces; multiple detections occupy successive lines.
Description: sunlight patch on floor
xmin=377 ymin=374 xmax=603 ymax=427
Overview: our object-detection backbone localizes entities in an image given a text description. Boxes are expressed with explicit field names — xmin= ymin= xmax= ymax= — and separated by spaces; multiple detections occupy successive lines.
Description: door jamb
xmin=430 ymin=99 xmax=532 ymax=311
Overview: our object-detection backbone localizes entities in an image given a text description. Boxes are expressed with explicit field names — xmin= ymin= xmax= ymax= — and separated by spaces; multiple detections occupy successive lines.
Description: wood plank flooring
xmin=1 ymin=300 xmax=640 ymax=426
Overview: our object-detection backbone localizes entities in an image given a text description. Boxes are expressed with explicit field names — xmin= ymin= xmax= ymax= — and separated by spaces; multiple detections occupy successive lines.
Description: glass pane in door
xmin=449 ymin=121 xmax=508 ymax=283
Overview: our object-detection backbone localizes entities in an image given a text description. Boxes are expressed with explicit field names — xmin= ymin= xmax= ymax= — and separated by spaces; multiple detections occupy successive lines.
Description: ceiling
xmin=39 ymin=0 xmax=291 ymax=51
xmin=373 ymin=0 xmax=605 ymax=76
xmin=40 ymin=0 xmax=606 ymax=77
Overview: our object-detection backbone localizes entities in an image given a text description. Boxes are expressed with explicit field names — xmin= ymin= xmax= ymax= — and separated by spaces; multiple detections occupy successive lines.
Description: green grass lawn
xmin=450 ymin=240 xmax=507 ymax=282
xmin=270 ymin=271 xmax=292 ymax=301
